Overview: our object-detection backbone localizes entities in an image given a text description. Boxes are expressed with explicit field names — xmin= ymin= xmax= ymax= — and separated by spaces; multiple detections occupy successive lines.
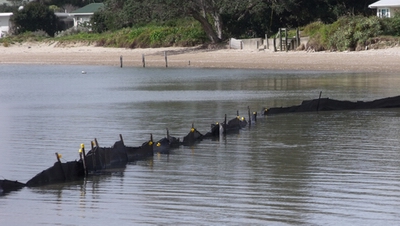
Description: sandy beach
xmin=1 ymin=41 xmax=400 ymax=73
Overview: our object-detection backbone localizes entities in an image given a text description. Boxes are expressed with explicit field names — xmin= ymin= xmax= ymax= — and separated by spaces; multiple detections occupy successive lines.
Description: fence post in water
xmin=55 ymin=152 xmax=66 ymax=180
xmin=317 ymin=91 xmax=322 ymax=112
xmin=119 ymin=134 xmax=124 ymax=145
xmin=91 ymin=140 xmax=96 ymax=170
xmin=94 ymin=138 xmax=106 ymax=169
xmin=94 ymin=138 xmax=99 ymax=148
xmin=120 ymin=55 xmax=123 ymax=68
xmin=248 ymin=106 xmax=251 ymax=126
xmin=80 ymin=144 xmax=87 ymax=176
xmin=164 ymin=51 xmax=168 ymax=68
xmin=142 ymin=54 xmax=146 ymax=68
xmin=224 ymin=114 xmax=227 ymax=135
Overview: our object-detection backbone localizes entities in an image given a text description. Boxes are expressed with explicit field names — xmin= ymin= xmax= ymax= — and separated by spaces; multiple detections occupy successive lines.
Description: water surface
xmin=1 ymin=65 xmax=400 ymax=225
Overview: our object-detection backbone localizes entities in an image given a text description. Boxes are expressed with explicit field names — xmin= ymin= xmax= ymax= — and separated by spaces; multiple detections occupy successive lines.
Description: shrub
xmin=11 ymin=2 xmax=59 ymax=37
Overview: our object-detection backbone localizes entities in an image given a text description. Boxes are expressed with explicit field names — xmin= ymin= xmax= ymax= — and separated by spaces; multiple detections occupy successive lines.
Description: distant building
xmin=70 ymin=3 xmax=103 ymax=28
xmin=0 ymin=12 xmax=12 ymax=37
xmin=0 ymin=2 xmax=104 ymax=37
xmin=369 ymin=0 xmax=400 ymax=18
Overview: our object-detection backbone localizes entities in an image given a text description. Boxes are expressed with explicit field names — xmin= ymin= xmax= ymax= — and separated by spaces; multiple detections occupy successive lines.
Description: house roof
xmin=369 ymin=0 xmax=400 ymax=8
xmin=71 ymin=3 xmax=104 ymax=14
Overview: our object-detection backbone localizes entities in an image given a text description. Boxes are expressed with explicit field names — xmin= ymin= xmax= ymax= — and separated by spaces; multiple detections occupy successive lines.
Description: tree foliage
xmin=11 ymin=2 xmax=59 ymax=36
xmin=90 ymin=0 xmax=378 ymax=44
xmin=0 ymin=3 xmax=17 ymax=12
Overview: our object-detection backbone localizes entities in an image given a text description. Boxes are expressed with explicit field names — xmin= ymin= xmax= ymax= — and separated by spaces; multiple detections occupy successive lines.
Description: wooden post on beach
xmin=273 ymin=37 xmax=276 ymax=52
xmin=279 ymin=28 xmax=282 ymax=51
xmin=142 ymin=54 xmax=146 ymax=68
xmin=164 ymin=51 xmax=168 ymax=68
xmin=265 ymin=34 xmax=269 ymax=49
xmin=296 ymin=28 xmax=300 ymax=49
xmin=285 ymin=28 xmax=288 ymax=52
xmin=120 ymin=55 xmax=123 ymax=68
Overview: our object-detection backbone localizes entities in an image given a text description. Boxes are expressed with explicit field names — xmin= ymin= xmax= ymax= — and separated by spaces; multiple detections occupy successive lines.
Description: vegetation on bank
xmin=2 ymin=0 xmax=383 ymax=49
xmin=0 ymin=3 xmax=400 ymax=51
xmin=3 ymin=0 xmax=400 ymax=51
xmin=302 ymin=15 xmax=400 ymax=51
xmin=2 ymin=15 xmax=400 ymax=52
xmin=1 ymin=18 xmax=207 ymax=48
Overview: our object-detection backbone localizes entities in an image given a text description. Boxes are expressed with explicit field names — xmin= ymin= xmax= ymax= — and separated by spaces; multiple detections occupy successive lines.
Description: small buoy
xmin=81 ymin=71 xmax=86 ymax=74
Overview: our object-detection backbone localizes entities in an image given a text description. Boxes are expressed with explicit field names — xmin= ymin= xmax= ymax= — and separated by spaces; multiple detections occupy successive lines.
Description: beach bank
xmin=1 ymin=42 xmax=400 ymax=72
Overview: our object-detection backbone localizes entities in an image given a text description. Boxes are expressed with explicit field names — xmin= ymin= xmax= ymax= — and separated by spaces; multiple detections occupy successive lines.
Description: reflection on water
xmin=1 ymin=65 xmax=400 ymax=225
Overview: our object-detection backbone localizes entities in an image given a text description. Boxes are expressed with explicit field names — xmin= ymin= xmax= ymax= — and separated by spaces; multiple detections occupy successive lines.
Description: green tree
xmin=0 ymin=3 xmax=17 ymax=12
xmin=96 ymin=0 xmax=267 ymax=43
xmin=92 ymin=0 xmax=379 ymax=43
xmin=6 ymin=0 xmax=25 ymax=7
xmin=11 ymin=2 xmax=59 ymax=36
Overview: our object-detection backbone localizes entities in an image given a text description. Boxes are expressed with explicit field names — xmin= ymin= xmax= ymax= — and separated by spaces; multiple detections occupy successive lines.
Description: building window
xmin=378 ymin=8 xmax=390 ymax=18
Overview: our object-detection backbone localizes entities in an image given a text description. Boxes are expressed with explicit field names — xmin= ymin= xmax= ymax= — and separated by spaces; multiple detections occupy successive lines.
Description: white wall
xmin=0 ymin=14 xmax=12 ymax=37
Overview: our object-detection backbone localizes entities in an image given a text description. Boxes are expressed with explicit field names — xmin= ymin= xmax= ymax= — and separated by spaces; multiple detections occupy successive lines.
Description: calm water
xmin=1 ymin=65 xmax=400 ymax=225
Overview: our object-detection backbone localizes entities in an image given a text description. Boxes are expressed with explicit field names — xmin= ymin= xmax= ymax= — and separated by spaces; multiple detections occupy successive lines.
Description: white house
xmin=70 ymin=3 xmax=103 ymax=28
xmin=369 ymin=0 xmax=400 ymax=18
xmin=0 ymin=12 xmax=12 ymax=37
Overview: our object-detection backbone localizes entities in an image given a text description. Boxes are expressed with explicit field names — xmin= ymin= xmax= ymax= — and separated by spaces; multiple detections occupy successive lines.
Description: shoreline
xmin=1 ymin=42 xmax=400 ymax=72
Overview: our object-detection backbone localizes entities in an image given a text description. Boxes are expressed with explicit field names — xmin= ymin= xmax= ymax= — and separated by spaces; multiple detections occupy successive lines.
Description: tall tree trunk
xmin=190 ymin=10 xmax=221 ymax=43
xmin=212 ymin=10 xmax=223 ymax=40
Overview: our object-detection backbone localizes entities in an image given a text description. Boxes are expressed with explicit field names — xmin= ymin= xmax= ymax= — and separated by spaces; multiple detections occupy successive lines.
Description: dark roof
xmin=71 ymin=3 xmax=104 ymax=14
